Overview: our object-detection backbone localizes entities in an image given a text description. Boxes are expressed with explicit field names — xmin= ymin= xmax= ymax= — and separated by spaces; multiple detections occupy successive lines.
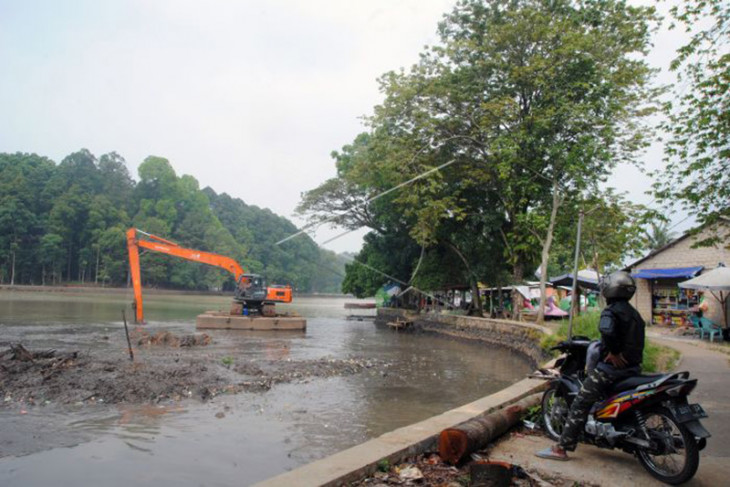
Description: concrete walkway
xmin=488 ymin=335 xmax=730 ymax=486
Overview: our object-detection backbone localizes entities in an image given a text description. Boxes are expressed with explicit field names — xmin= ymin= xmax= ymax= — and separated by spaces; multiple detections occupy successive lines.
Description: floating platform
xmin=196 ymin=311 xmax=306 ymax=331
xmin=344 ymin=302 xmax=376 ymax=309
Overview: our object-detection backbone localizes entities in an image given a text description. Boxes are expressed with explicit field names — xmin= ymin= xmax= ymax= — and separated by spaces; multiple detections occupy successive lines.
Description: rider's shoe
xmin=535 ymin=445 xmax=569 ymax=461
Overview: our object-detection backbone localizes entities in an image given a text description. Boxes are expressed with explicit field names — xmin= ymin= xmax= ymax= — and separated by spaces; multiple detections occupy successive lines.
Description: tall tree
xmin=298 ymin=0 xmax=659 ymax=314
xmin=654 ymin=0 xmax=730 ymax=245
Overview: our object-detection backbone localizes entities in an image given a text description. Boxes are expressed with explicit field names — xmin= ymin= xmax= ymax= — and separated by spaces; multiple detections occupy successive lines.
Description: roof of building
xmin=549 ymin=269 xmax=600 ymax=290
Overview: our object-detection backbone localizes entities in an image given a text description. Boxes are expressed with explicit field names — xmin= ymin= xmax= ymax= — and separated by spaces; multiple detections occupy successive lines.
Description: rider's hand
xmin=606 ymin=352 xmax=628 ymax=369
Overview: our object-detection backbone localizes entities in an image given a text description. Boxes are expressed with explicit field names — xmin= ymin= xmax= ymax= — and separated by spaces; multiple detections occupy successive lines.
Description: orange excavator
xmin=126 ymin=228 xmax=292 ymax=323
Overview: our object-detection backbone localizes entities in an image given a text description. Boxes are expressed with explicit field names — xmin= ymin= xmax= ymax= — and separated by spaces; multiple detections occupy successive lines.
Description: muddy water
xmin=0 ymin=290 xmax=533 ymax=486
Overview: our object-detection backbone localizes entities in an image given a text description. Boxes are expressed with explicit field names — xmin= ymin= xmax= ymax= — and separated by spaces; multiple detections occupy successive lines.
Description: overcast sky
xmin=0 ymin=0 xmax=692 ymax=253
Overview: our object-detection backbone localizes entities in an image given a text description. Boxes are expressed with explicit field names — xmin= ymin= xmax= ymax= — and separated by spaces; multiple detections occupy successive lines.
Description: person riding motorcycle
xmin=537 ymin=271 xmax=645 ymax=460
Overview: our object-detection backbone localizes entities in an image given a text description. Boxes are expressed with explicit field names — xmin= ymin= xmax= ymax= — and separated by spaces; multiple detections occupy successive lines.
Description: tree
xmin=39 ymin=233 xmax=64 ymax=285
xmin=645 ymin=221 xmax=676 ymax=253
xmin=298 ymin=0 xmax=659 ymax=315
xmin=654 ymin=0 xmax=730 ymax=245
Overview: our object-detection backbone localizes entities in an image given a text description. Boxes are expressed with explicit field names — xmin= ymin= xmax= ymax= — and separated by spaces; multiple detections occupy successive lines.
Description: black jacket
xmin=598 ymin=299 xmax=645 ymax=369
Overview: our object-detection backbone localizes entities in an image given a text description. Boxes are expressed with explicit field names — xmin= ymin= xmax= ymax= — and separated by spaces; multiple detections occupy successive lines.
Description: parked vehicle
xmin=542 ymin=337 xmax=710 ymax=484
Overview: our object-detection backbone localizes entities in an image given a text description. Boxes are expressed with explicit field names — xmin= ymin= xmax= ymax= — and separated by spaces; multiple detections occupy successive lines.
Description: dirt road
xmin=487 ymin=334 xmax=730 ymax=486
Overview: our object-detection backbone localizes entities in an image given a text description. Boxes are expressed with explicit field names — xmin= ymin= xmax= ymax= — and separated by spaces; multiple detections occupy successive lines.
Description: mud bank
xmin=0 ymin=336 xmax=390 ymax=408
xmin=376 ymin=309 xmax=550 ymax=365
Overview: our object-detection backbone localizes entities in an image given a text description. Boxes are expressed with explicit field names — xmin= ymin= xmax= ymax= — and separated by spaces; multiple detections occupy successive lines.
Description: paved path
xmin=488 ymin=335 xmax=730 ymax=486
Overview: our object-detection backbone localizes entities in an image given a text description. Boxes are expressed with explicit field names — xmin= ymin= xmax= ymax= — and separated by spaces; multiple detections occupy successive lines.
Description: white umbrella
xmin=679 ymin=265 xmax=730 ymax=329
xmin=678 ymin=265 xmax=730 ymax=291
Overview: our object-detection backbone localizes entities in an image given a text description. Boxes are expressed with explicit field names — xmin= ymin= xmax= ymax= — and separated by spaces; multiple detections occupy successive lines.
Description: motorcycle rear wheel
xmin=541 ymin=382 xmax=569 ymax=441
xmin=636 ymin=407 xmax=699 ymax=485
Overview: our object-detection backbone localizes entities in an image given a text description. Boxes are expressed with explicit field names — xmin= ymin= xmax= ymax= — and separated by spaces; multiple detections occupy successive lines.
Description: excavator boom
xmin=126 ymin=228 xmax=291 ymax=323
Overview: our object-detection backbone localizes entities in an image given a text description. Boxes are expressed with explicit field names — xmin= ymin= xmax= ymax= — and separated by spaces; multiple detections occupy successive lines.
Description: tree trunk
xmin=42 ymin=264 xmax=45 ymax=286
xmin=537 ymin=180 xmax=562 ymax=323
xmin=95 ymin=246 xmax=100 ymax=284
xmin=445 ymin=241 xmax=483 ymax=317
xmin=66 ymin=246 xmax=72 ymax=282
xmin=439 ymin=394 xmax=541 ymax=464
xmin=512 ymin=262 xmax=524 ymax=283
xmin=10 ymin=249 xmax=15 ymax=286
xmin=469 ymin=279 xmax=483 ymax=316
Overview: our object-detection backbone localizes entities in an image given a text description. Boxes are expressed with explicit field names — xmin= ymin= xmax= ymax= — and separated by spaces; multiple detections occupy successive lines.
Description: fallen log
xmin=438 ymin=393 xmax=541 ymax=464
xmin=10 ymin=344 xmax=35 ymax=362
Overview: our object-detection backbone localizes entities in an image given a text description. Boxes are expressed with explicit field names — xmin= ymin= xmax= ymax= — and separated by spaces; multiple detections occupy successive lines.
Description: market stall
xmin=632 ymin=266 xmax=703 ymax=326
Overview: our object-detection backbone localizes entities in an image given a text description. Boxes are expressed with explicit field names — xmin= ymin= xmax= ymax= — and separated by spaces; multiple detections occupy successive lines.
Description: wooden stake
xmin=122 ymin=310 xmax=134 ymax=361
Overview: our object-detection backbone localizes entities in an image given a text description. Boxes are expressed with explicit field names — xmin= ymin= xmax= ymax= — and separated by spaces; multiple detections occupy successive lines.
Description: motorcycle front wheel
xmin=636 ymin=407 xmax=700 ymax=485
xmin=541 ymin=382 xmax=570 ymax=441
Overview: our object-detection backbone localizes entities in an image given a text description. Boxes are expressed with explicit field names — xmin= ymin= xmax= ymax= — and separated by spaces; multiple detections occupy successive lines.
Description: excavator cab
xmin=234 ymin=274 xmax=268 ymax=303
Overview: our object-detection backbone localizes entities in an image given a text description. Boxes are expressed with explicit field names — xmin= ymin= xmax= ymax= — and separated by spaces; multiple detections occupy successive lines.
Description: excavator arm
xmin=126 ymin=228 xmax=290 ymax=323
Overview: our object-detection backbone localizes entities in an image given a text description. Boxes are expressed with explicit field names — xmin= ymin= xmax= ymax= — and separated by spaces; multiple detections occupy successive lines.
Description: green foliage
xmin=540 ymin=311 xmax=602 ymax=352
xmin=654 ymin=0 xmax=730 ymax=245
xmin=0 ymin=150 xmax=345 ymax=292
xmin=644 ymin=221 xmax=676 ymax=253
xmin=298 ymin=0 xmax=660 ymax=298
xmin=221 ymin=356 xmax=234 ymax=368
xmin=376 ymin=459 xmax=390 ymax=473
xmin=642 ymin=343 xmax=681 ymax=374
xmin=523 ymin=404 xmax=542 ymax=423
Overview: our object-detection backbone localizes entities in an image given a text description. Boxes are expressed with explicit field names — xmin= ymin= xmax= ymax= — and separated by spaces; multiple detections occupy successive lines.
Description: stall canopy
xmin=633 ymin=266 xmax=703 ymax=280
xmin=549 ymin=269 xmax=600 ymax=290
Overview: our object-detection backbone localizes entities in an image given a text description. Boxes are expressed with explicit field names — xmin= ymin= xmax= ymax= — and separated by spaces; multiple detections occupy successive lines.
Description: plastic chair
xmin=688 ymin=315 xmax=702 ymax=336
xmin=699 ymin=317 xmax=723 ymax=342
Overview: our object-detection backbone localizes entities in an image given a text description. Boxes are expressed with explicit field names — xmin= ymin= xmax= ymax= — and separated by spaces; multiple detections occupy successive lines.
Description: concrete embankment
xmin=376 ymin=308 xmax=551 ymax=366
xmin=254 ymin=310 xmax=550 ymax=487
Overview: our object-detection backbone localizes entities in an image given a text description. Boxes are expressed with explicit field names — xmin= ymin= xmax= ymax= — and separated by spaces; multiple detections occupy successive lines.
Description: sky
xmin=0 ymin=0 xmax=694 ymax=253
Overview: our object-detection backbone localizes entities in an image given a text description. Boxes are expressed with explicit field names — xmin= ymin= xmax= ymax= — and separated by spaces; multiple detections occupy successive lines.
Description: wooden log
xmin=438 ymin=393 xmax=541 ymax=464
xmin=10 ymin=344 xmax=34 ymax=362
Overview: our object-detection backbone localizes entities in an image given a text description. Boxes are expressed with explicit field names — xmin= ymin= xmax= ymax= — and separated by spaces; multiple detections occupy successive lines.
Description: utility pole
xmin=567 ymin=209 xmax=584 ymax=341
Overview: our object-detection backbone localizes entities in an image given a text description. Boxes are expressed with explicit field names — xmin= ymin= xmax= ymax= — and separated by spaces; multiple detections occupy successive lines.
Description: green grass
xmin=540 ymin=311 xmax=680 ymax=372
xmin=643 ymin=342 xmax=681 ymax=373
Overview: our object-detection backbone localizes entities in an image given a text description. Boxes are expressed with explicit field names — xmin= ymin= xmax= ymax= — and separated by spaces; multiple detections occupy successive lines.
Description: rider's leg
xmin=558 ymin=368 xmax=613 ymax=452
xmin=585 ymin=341 xmax=601 ymax=375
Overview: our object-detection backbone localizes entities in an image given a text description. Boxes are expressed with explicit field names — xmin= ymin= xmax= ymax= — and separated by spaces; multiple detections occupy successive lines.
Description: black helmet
xmin=599 ymin=271 xmax=636 ymax=300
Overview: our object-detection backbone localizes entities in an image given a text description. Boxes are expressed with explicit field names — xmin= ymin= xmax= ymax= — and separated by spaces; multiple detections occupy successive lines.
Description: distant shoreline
xmin=0 ymin=284 xmax=351 ymax=299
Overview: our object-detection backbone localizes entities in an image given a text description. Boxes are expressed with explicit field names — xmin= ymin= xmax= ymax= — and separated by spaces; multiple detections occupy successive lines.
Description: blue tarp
xmin=632 ymin=266 xmax=703 ymax=279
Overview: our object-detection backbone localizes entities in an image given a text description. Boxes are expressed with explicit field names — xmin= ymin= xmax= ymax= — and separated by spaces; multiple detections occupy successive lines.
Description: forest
xmin=0 ymin=150 xmax=347 ymax=293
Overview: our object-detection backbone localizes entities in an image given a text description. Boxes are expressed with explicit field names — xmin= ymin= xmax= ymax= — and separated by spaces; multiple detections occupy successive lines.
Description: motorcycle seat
xmin=609 ymin=374 xmax=667 ymax=394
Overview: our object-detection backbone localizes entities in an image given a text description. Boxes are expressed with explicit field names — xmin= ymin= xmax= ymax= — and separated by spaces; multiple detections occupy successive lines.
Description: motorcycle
xmin=541 ymin=336 xmax=711 ymax=485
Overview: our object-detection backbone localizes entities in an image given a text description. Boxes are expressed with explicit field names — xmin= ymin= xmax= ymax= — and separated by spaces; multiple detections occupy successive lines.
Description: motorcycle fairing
xmin=596 ymin=371 xmax=694 ymax=419
xmin=596 ymin=389 xmax=657 ymax=419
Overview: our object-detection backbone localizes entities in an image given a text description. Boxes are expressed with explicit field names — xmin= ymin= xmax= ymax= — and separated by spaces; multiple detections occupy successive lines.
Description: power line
xmin=275 ymin=159 xmax=457 ymax=246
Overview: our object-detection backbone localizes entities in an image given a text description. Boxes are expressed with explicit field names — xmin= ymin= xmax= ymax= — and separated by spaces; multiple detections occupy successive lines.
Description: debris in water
xmin=134 ymin=331 xmax=212 ymax=348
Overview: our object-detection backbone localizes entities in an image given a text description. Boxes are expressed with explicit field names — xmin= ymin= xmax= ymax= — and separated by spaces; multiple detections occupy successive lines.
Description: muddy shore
xmin=0 ymin=334 xmax=390 ymax=408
